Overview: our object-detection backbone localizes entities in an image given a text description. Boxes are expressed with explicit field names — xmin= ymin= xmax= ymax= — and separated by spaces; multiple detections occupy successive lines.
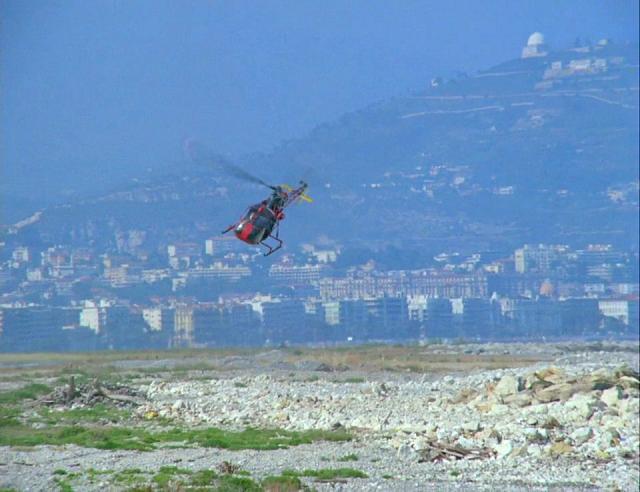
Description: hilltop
xmin=5 ymin=39 xmax=639 ymax=254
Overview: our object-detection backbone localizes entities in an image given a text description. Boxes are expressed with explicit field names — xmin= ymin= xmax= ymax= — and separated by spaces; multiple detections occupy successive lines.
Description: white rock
xmin=527 ymin=444 xmax=543 ymax=457
xmin=595 ymin=428 xmax=621 ymax=451
xmin=524 ymin=428 xmax=547 ymax=443
xmin=457 ymin=436 xmax=476 ymax=449
xmin=601 ymin=386 xmax=623 ymax=407
xmin=461 ymin=420 xmax=481 ymax=433
xmin=495 ymin=375 xmax=521 ymax=397
xmin=565 ymin=394 xmax=597 ymax=421
xmin=488 ymin=403 xmax=510 ymax=416
xmin=396 ymin=443 xmax=413 ymax=459
xmin=494 ymin=440 xmax=514 ymax=459
xmin=412 ymin=437 xmax=430 ymax=451
xmin=570 ymin=427 xmax=593 ymax=445
xmin=619 ymin=397 xmax=640 ymax=419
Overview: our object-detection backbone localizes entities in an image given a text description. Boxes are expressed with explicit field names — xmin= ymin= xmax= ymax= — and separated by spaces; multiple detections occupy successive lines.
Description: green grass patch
xmin=382 ymin=474 xmax=393 ymax=479
xmin=165 ymin=362 xmax=219 ymax=373
xmin=152 ymin=466 xmax=193 ymax=488
xmin=37 ymin=404 xmax=130 ymax=425
xmin=0 ymin=406 xmax=21 ymax=427
xmin=56 ymin=368 xmax=129 ymax=387
xmin=261 ymin=475 xmax=303 ymax=491
xmin=85 ymin=468 xmax=113 ymax=483
xmin=151 ymin=467 xmax=225 ymax=489
xmin=216 ymin=475 xmax=261 ymax=491
xmin=0 ymin=383 xmax=51 ymax=404
xmin=151 ymin=466 xmax=256 ymax=490
xmin=0 ymin=424 xmax=156 ymax=451
xmin=0 ymin=422 xmax=351 ymax=452
xmin=341 ymin=378 xmax=365 ymax=384
xmin=191 ymin=469 xmax=218 ymax=486
xmin=282 ymin=468 xmax=368 ymax=480
xmin=158 ymin=466 xmax=192 ymax=475
xmin=337 ymin=453 xmax=358 ymax=462
xmin=50 ymin=467 xmax=225 ymax=490
xmin=53 ymin=477 xmax=74 ymax=492
xmin=113 ymin=468 xmax=147 ymax=485
xmin=154 ymin=427 xmax=352 ymax=451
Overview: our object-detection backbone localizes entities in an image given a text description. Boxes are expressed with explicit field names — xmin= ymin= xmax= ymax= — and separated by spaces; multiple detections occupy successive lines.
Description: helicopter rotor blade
xmin=184 ymin=138 xmax=276 ymax=190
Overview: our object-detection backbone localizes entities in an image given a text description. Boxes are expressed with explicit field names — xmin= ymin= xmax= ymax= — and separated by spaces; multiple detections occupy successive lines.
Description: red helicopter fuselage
xmin=223 ymin=182 xmax=308 ymax=256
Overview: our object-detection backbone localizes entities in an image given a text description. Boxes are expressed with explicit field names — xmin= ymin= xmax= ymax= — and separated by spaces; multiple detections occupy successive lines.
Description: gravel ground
xmin=0 ymin=440 xmax=624 ymax=491
xmin=1 ymin=341 xmax=638 ymax=491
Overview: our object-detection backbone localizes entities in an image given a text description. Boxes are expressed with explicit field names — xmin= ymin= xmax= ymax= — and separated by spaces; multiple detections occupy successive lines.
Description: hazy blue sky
xmin=2 ymin=0 xmax=638 ymax=207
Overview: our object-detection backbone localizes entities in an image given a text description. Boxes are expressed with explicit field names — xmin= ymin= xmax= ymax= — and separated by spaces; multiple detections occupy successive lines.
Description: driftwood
xmin=218 ymin=461 xmax=241 ymax=475
xmin=65 ymin=376 xmax=77 ymax=404
xmin=418 ymin=441 xmax=495 ymax=462
xmin=27 ymin=378 xmax=144 ymax=408
xmin=90 ymin=378 xmax=145 ymax=405
xmin=98 ymin=387 xmax=144 ymax=405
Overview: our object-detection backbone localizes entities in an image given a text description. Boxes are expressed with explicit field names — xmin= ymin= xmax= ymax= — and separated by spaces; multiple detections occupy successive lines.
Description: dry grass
xmin=0 ymin=344 xmax=550 ymax=378
xmin=284 ymin=345 xmax=549 ymax=373
xmin=0 ymin=347 xmax=258 ymax=365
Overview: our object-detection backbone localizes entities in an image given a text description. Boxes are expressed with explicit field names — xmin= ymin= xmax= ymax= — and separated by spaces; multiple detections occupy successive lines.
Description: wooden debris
xmin=218 ymin=461 xmax=241 ymax=474
xmin=28 ymin=378 xmax=144 ymax=408
xmin=418 ymin=441 xmax=495 ymax=462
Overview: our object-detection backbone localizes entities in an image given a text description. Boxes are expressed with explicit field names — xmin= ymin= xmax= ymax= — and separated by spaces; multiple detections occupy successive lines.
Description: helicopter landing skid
xmin=260 ymin=234 xmax=283 ymax=256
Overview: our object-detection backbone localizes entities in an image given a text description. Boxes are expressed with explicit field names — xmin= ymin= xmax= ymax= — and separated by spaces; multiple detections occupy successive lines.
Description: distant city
xmin=0 ymin=236 xmax=637 ymax=352
xmin=1 ymin=33 xmax=638 ymax=352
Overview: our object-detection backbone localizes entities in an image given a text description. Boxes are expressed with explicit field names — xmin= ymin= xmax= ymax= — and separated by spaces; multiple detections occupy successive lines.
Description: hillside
xmin=6 ymin=41 xmax=639 ymax=255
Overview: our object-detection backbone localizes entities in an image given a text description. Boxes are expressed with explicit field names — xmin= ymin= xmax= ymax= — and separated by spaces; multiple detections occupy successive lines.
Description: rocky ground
xmin=0 ymin=341 xmax=638 ymax=491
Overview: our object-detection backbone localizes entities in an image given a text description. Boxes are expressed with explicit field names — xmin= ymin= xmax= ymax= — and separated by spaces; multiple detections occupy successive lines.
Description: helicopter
xmin=184 ymin=139 xmax=312 ymax=256
xmin=222 ymin=180 xmax=312 ymax=256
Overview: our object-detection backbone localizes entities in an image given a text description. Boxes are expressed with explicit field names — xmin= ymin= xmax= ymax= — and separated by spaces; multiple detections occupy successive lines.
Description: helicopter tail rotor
xmin=281 ymin=183 xmax=313 ymax=203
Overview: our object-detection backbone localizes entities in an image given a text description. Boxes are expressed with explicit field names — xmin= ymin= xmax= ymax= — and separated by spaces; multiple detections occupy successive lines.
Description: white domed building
xmin=521 ymin=32 xmax=548 ymax=58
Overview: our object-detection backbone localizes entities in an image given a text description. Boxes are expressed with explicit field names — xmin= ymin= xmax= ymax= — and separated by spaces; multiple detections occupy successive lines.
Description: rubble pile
xmin=138 ymin=354 xmax=640 ymax=467
xmin=3 ymin=344 xmax=639 ymax=491
xmin=437 ymin=365 xmax=640 ymax=462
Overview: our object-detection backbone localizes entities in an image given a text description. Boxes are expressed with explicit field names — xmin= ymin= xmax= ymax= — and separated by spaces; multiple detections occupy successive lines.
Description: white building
xmin=268 ymin=264 xmax=324 ymax=283
xmin=515 ymin=244 xmax=570 ymax=274
xmin=242 ymin=294 xmax=275 ymax=321
xmin=12 ymin=246 xmax=31 ymax=264
xmin=142 ymin=269 xmax=171 ymax=283
xmin=167 ymin=243 xmax=201 ymax=258
xmin=183 ymin=263 xmax=252 ymax=281
xmin=323 ymin=301 xmax=340 ymax=326
xmin=79 ymin=299 xmax=111 ymax=333
xmin=173 ymin=305 xmax=194 ymax=347
xmin=142 ymin=307 xmax=175 ymax=332
xmin=26 ymin=268 xmax=45 ymax=282
xmin=205 ymin=236 xmax=240 ymax=256
xmin=599 ymin=300 xmax=639 ymax=326
xmin=522 ymin=32 xmax=548 ymax=59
